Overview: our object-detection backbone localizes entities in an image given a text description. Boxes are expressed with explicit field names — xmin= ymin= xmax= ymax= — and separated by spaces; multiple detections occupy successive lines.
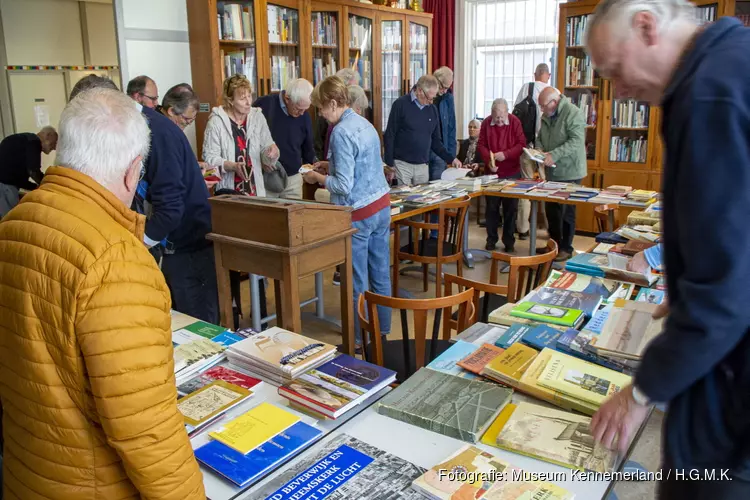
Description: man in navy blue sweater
xmin=587 ymin=1 xmax=750 ymax=496
xmin=384 ymin=75 xmax=461 ymax=186
xmin=253 ymin=78 xmax=315 ymax=199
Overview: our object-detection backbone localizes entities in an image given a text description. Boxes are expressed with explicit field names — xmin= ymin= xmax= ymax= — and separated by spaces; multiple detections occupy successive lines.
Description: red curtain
xmin=423 ymin=0 xmax=455 ymax=71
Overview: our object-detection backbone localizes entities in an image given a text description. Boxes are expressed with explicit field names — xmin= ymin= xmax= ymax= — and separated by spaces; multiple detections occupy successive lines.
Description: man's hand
xmin=313 ymin=161 xmax=330 ymax=174
xmin=591 ymin=385 xmax=651 ymax=455
xmin=543 ymin=153 xmax=554 ymax=167
xmin=302 ymin=171 xmax=324 ymax=185
xmin=494 ymin=151 xmax=506 ymax=162
xmin=451 ymin=158 xmax=463 ymax=169
xmin=627 ymin=251 xmax=651 ymax=274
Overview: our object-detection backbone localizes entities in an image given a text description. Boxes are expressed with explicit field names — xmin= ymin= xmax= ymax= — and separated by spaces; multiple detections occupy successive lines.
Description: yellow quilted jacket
xmin=0 ymin=167 xmax=205 ymax=499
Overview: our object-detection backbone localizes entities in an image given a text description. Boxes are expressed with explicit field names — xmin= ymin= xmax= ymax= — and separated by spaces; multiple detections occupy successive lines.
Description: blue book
xmin=596 ymin=232 xmax=628 ymax=244
xmin=313 ymin=354 xmax=397 ymax=391
xmin=521 ymin=325 xmax=563 ymax=351
xmin=494 ymin=323 xmax=531 ymax=349
xmin=635 ymin=288 xmax=666 ymax=305
xmin=565 ymin=253 xmax=609 ymax=275
xmin=195 ymin=421 xmax=322 ymax=487
xmin=426 ymin=340 xmax=478 ymax=379
xmin=556 ymin=328 xmax=630 ymax=373
xmin=525 ymin=287 xmax=603 ymax=318
xmin=582 ymin=305 xmax=613 ymax=336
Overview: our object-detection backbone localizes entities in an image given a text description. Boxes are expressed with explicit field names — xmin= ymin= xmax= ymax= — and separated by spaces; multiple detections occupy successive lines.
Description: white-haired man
xmin=515 ymin=63 xmax=551 ymax=237
xmin=384 ymin=74 xmax=461 ymax=186
xmin=254 ymin=78 xmax=315 ymax=199
xmin=428 ymin=66 xmax=458 ymax=182
xmin=586 ymin=1 xmax=750 ymax=496
xmin=477 ymin=98 xmax=527 ymax=252
xmin=0 ymin=88 xmax=205 ymax=499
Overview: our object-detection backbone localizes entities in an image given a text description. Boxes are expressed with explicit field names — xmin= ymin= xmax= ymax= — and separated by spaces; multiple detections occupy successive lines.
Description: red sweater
xmin=477 ymin=114 xmax=526 ymax=178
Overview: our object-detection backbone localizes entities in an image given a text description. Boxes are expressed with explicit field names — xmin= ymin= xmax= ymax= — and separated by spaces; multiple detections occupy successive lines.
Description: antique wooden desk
xmin=207 ymin=196 xmax=356 ymax=355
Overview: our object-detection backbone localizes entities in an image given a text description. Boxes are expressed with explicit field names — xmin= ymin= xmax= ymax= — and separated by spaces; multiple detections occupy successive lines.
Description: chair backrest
xmin=435 ymin=195 xmax=471 ymax=255
xmin=490 ymin=240 xmax=558 ymax=302
xmin=357 ymin=288 xmax=475 ymax=377
xmin=443 ymin=273 xmax=507 ymax=338
xmin=594 ymin=204 xmax=619 ymax=233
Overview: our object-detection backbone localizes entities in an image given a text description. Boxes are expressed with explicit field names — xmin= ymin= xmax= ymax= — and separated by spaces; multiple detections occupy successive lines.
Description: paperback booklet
xmin=494 ymin=324 xmax=533 ymax=349
xmin=481 ymin=343 xmax=539 ymax=387
xmin=635 ymin=288 xmax=666 ymax=305
xmin=177 ymin=380 xmax=252 ymax=431
xmin=454 ymin=322 xmax=509 ymax=346
xmin=542 ymin=270 xmax=618 ymax=299
xmin=523 ymin=287 xmax=603 ymax=319
xmin=520 ymin=325 xmax=564 ymax=352
xmin=195 ymin=420 xmax=322 ymax=487
xmin=485 ymin=402 xmax=617 ymax=473
xmin=510 ymin=302 xmax=585 ymax=329
xmin=586 ymin=299 xmax=664 ymax=360
xmin=457 ymin=343 xmax=505 ymax=374
xmin=377 ymin=368 xmax=513 ymax=443
xmin=427 ymin=340 xmax=480 ymax=379
xmin=411 ymin=444 xmax=575 ymax=500
xmin=177 ymin=365 xmax=262 ymax=396
xmin=252 ymin=434 xmax=426 ymax=499
xmin=278 ymin=354 xmax=396 ymax=418
xmin=209 ymin=402 xmax=300 ymax=454
xmin=489 ymin=303 xmax=539 ymax=327
xmin=535 ymin=349 xmax=632 ymax=406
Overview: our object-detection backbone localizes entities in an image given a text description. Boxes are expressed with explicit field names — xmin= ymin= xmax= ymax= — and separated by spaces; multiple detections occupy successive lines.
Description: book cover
xmin=177 ymin=380 xmax=252 ymax=427
xmin=427 ymin=340 xmax=479 ymax=379
xmin=635 ymin=288 xmax=666 ymax=305
xmin=622 ymin=240 xmax=657 ymax=256
xmin=195 ymin=421 xmax=322 ymax=487
xmin=494 ymin=324 xmax=531 ymax=349
xmin=524 ymin=287 xmax=603 ymax=318
xmin=209 ymin=402 xmax=300 ymax=454
xmin=604 ymin=283 xmax=635 ymax=304
xmin=587 ymin=299 xmax=664 ymax=360
xmin=312 ymin=354 xmax=397 ymax=391
xmin=253 ymin=434 xmax=425 ymax=499
xmin=177 ymin=365 xmax=262 ymax=396
xmin=520 ymin=325 xmax=563 ymax=351
xmin=457 ymin=343 xmax=505 ymax=374
xmin=411 ymin=444 xmax=575 ymax=500
xmin=481 ymin=343 xmax=538 ymax=386
xmin=510 ymin=302 xmax=584 ymax=328
xmin=543 ymin=270 xmax=617 ymax=299
xmin=536 ymin=350 xmax=632 ymax=406
xmin=377 ymin=368 xmax=513 ymax=443
xmin=556 ymin=327 xmax=631 ymax=374
xmin=489 ymin=303 xmax=538 ymax=327
xmin=454 ymin=322 xmax=509 ymax=346
xmin=491 ymin=402 xmax=617 ymax=473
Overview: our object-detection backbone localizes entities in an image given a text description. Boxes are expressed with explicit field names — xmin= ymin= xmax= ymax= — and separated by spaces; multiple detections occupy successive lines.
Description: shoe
xmin=485 ymin=242 xmax=497 ymax=251
xmin=332 ymin=271 xmax=341 ymax=286
xmin=518 ymin=231 xmax=529 ymax=240
xmin=554 ymin=250 xmax=572 ymax=262
xmin=504 ymin=245 xmax=515 ymax=253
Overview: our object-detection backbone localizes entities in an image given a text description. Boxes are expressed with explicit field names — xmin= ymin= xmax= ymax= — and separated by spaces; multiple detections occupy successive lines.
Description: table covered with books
xmin=169 ymin=232 xmax=666 ymax=499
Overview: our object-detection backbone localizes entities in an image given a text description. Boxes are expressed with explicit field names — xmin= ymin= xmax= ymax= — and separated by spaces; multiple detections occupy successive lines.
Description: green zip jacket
xmin=537 ymin=96 xmax=587 ymax=181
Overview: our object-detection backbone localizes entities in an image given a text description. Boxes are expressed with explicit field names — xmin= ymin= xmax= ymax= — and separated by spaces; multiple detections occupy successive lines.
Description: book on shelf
xmin=695 ymin=5 xmax=717 ymax=25
xmin=221 ymin=48 xmax=257 ymax=84
xmin=377 ymin=367 xmax=513 ymax=443
xmin=177 ymin=364 xmax=262 ymax=397
xmin=313 ymin=52 xmax=337 ymax=85
xmin=349 ymin=54 xmax=372 ymax=91
xmin=209 ymin=402 xmax=300 ymax=455
xmin=411 ymin=444 xmax=575 ymax=500
xmin=586 ymin=299 xmax=664 ymax=361
xmin=566 ymin=14 xmax=589 ymax=47
xmin=609 ymin=136 xmax=647 ymax=163
xmin=481 ymin=342 xmax=539 ymax=387
xmin=510 ymin=302 xmax=586 ymax=329
xmin=483 ymin=401 xmax=617 ymax=473
xmin=267 ymin=5 xmax=299 ymax=44
xmin=523 ymin=286 xmax=604 ymax=319
xmin=453 ymin=322 xmax=510 ymax=346
xmin=456 ymin=343 xmax=505 ymax=374
xmin=311 ymin=12 xmax=337 ymax=46
xmin=225 ymin=327 xmax=337 ymax=384
xmin=270 ymin=55 xmax=300 ymax=93
xmin=543 ymin=269 xmax=619 ymax=299
xmin=536 ymin=349 xmax=632 ymax=407
xmin=194 ymin=420 xmax=322 ymax=488
xmin=278 ymin=354 xmax=396 ymax=419
xmin=177 ymin=380 xmax=253 ymax=434
xmin=349 ymin=16 xmax=371 ymax=50
xmin=426 ymin=340 xmax=479 ymax=379
xmin=570 ymin=92 xmax=597 ymax=126
xmin=218 ymin=4 xmax=255 ymax=42
xmin=612 ymin=99 xmax=649 ymax=128
xmin=252 ymin=434 xmax=425 ymax=499
xmin=565 ymin=54 xmax=594 ymax=87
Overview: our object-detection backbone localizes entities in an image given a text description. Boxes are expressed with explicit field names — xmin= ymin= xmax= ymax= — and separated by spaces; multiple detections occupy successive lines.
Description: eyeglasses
xmin=180 ymin=113 xmax=197 ymax=126
xmin=419 ymin=87 xmax=436 ymax=103
xmin=139 ymin=92 xmax=159 ymax=104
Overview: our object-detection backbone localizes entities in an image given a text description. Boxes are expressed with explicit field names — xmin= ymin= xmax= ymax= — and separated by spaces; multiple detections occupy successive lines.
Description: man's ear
xmin=634 ymin=11 xmax=659 ymax=46
xmin=124 ymin=155 xmax=143 ymax=193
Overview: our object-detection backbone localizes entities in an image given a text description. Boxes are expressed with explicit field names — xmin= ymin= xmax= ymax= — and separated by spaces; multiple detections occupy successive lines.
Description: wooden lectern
xmin=207 ymin=196 xmax=356 ymax=355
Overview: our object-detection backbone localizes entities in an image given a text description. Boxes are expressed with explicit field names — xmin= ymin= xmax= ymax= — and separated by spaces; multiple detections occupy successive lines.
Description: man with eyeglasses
xmin=384 ymin=74 xmax=461 ymax=186
xmin=126 ymin=75 xmax=159 ymax=109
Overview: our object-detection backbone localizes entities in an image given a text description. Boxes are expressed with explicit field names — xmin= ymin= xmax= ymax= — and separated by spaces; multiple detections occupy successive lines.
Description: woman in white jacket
xmin=202 ymin=74 xmax=279 ymax=196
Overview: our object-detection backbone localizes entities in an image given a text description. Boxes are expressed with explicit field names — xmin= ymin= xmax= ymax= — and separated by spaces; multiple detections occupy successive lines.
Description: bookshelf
xmin=218 ymin=1 xmax=259 ymax=100
xmin=379 ymin=14 xmax=403 ymax=134
xmin=310 ymin=3 xmax=344 ymax=86
xmin=347 ymin=6 xmax=375 ymax=125
xmin=266 ymin=2 xmax=301 ymax=92
xmin=408 ymin=20 xmax=429 ymax=88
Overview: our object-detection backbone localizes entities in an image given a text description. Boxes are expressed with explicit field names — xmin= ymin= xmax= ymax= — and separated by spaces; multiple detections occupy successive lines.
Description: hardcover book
xmin=587 ymin=299 xmax=664 ymax=360
xmin=520 ymin=325 xmax=564 ymax=351
xmin=457 ymin=344 xmax=505 ymax=374
xmin=377 ymin=368 xmax=513 ymax=443
xmin=427 ymin=340 xmax=479 ymax=379
xmin=510 ymin=302 xmax=585 ymax=328
xmin=535 ymin=349 xmax=632 ymax=406
xmin=523 ymin=287 xmax=603 ymax=319
xmin=542 ymin=270 xmax=618 ymax=299
xmin=253 ymin=434 xmax=426 ymax=500
xmin=487 ymin=402 xmax=617 ymax=473
xmin=481 ymin=343 xmax=538 ymax=387
xmin=564 ymin=253 xmax=608 ymax=277
xmin=411 ymin=444 xmax=575 ymax=500
xmin=494 ymin=324 xmax=532 ymax=349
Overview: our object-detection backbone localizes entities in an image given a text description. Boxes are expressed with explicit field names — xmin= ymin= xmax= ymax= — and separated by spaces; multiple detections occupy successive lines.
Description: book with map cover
xmin=176 ymin=380 xmax=252 ymax=433
xmin=377 ymin=368 xmax=513 ymax=443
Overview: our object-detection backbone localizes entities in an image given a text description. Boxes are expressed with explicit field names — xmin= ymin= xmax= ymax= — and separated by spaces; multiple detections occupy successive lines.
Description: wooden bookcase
xmin=187 ymin=0 xmax=432 ymax=153
xmin=557 ymin=0 xmax=745 ymax=232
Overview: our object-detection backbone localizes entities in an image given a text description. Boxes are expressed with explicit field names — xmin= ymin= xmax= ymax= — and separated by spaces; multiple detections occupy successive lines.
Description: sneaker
xmin=485 ymin=242 xmax=497 ymax=251
xmin=518 ymin=231 xmax=529 ymax=240
xmin=554 ymin=250 xmax=572 ymax=262
xmin=332 ymin=271 xmax=341 ymax=286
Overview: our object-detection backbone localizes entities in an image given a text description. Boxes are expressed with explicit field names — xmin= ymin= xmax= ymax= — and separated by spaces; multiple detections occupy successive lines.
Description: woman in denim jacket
xmin=302 ymin=76 xmax=392 ymax=348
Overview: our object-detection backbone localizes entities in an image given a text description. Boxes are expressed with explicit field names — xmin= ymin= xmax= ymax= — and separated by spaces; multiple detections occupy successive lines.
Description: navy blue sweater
xmin=253 ymin=93 xmax=315 ymax=176
xmin=635 ymin=18 xmax=750 ymax=478
xmin=142 ymin=106 xmax=212 ymax=253
xmin=383 ymin=92 xmax=455 ymax=167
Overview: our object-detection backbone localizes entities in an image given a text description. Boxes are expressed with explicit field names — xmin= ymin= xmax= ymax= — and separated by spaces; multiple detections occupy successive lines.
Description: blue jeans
xmin=352 ymin=206 xmax=392 ymax=342
xmin=428 ymin=153 xmax=447 ymax=181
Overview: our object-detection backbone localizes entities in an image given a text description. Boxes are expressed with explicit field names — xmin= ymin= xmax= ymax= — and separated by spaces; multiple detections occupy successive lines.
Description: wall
xmin=115 ymin=0 xmax=197 ymax=151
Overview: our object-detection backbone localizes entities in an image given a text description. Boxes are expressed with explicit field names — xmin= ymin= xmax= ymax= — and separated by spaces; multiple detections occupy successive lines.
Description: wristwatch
xmin=631 ymin=385 xmax=652 ymax=407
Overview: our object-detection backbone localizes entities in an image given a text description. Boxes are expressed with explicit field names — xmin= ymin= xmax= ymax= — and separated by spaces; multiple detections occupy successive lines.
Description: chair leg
xmin=393 ymin=251 xmax=399 ymax=298
xmin=456 ymin=258 xmax=463 ymax=278
xmin=435 ymin=262 xmax=443 ymax=298
xmin=422 ymin=263 xmax=429 ymax=292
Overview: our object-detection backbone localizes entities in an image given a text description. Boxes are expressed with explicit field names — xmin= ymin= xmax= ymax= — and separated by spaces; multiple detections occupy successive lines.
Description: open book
xmin=524 ymin=147 xmax=556 ymax=168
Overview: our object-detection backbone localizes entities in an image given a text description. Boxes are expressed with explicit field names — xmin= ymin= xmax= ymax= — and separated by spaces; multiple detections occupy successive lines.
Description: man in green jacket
xmin=537 ymin=87 xmax=587 ymax=261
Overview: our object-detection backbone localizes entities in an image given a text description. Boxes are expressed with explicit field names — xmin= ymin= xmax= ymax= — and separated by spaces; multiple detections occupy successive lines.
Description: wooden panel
xmin=219 ymin=243 xmax=284 ymax=279
xmin=297 ymin=239 xmax=347 ymax=277
xmin=650 ymin=172 xmax=662 ymax=192
xmin=601 ymin=169 xmax=650 ymax=190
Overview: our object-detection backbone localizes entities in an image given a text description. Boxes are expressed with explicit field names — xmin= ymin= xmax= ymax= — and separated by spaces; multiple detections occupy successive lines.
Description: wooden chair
xmin=490 ymin=239 xmax=558 ymax=302
xmin=392 ymin=196 xmax=471 ymax=298
xmin=594 ymin=204 xmax=619 ymax=233
xmin=357 ymin=288 xmax=475 ymax=382
xmin=442 ymin=273 xmax=508 ymax=340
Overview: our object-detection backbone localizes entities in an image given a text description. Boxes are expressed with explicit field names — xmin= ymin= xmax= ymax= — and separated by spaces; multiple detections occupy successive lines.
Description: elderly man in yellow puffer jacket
xmin=0 ymin=88 xmax=205 ymax=499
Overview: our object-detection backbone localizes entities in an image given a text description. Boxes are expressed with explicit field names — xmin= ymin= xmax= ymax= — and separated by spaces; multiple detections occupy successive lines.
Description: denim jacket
xmin=326 ymin=108 xmax=389 ymax=211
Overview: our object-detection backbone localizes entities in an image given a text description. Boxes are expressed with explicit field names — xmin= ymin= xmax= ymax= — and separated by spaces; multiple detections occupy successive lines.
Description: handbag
xmin=263 ymin=160 xmax=288 ymax=193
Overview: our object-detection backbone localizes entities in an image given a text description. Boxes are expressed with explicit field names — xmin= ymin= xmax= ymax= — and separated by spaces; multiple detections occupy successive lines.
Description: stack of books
xmin=569 ymin=186 xmax=600 ymax=201
xmin=586 ymin=299 xmax=664 ymax=361
xmin=509 ymin=301 xmax=586 ymax=329
xmin=622 ymin=189 xmax=657 ymax=207
xmin=278 ymin=354 xmax=395 ymax=419
xmin=522 ymin=286 xmax=603 ymax=319
xmin=502 ymin=180 xmax=542 ymax=194
xmin=226 ymin=327 xmax=337 ymax=384
xmin=177 ymin=364 xmax=262 ymax=397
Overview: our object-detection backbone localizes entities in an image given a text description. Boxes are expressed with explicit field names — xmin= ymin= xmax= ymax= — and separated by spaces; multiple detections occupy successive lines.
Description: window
xmin=464 ymin=0 xmax=563 ymax=120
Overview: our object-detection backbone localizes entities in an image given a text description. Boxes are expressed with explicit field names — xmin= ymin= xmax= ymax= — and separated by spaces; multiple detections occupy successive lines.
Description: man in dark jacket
xmin=428 ymin=66 xmax=457 ymax=182
xmin=587 ymin=1 xmax=750 ymax=497
xmin=0 ymin=127 xmax=57 ymax=217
